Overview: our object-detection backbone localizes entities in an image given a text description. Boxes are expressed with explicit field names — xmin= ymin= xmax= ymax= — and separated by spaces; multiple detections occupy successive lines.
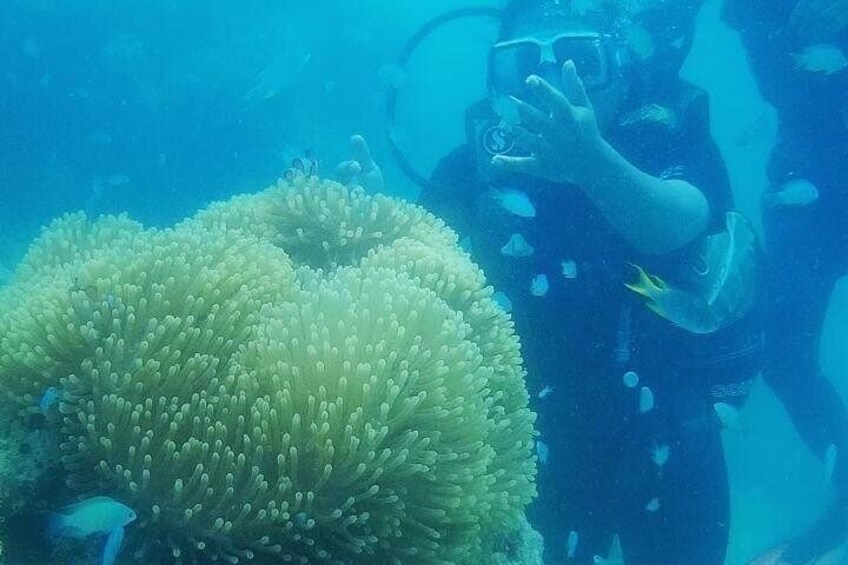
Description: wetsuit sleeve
xmin=620 ymin=86 xmax=732 ymax=237
xmin=672 ymin=89 xmax=733 ymax=233
xmin=417 ymin=145 xmax=479 ymax=236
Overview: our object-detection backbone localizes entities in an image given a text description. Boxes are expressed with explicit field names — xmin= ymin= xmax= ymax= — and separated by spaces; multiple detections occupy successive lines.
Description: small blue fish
xmin=492 ymin=291 xmax=513 ymax=313
xmin=48 ymin=496 xmax=136 ymax=565
xmin=530 ymin=274 xmax=549 ymax=297
xmin=561 ymin=259 xmax=578 ymax=279
xmin=646 ymin=497 xmax=660 ymax=512
xmin=762 ymin=178 xmax=819 ymax=208
xmin=537 ymin=385 xmax=554 ymax=399
xmin=792 ymin=43 xmax=847 ymax=75
xmin=490 ymin=188 xmax=536 ymax=218
xmin=639 ymin=386 xmax=655 ymax=414
xmin=536 ymin=440 xmax=550 ymax=464
xmin=39 ymin=386 xmax=61 ymax=416
xmin=500 ymin=233 xmax=534 ymax=258
xmin=567 ymin=529 xmax=579 ymax=559
xmin=650 ymin=442 xmax=670 ymax=468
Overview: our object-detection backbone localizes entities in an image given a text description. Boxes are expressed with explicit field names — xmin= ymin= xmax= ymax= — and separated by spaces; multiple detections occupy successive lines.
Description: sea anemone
xmin=0 ymin=177 xmax=537 ymax=564
xmin=187 ymin=175 xmax=457 ymax=271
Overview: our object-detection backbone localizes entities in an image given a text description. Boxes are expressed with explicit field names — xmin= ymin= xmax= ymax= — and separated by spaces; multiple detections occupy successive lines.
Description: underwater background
xmin=0 ymin=0 xmax=846 ymax=563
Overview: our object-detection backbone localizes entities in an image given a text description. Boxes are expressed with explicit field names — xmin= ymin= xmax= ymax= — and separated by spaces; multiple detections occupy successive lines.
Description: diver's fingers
xmin=350 ymin=135 xmax=376 ymax=170
xmin=510 ymin=125 xmax=545 ymax=154
xmin=491 ymin=155 xmax=540 ymax=176
xmin=509 ymin=96 xmax=551 ymax=134
xmin=561 ymin=60 xmax=591 ymax=108
xmin=336 ymin=160 xmax=362 ymax=185
xmin=527 ymin=74 xmax=577 ymax=126
xmin=511 ymin=126 xmax=545 ymax=153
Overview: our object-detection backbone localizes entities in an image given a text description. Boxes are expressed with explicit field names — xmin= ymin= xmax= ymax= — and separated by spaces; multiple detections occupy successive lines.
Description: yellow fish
xmin=625 ymin=264 xmax=720 ymax=334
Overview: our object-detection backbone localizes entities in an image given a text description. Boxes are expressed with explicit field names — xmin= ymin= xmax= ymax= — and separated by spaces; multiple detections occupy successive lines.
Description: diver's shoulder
xmin=659 ymin=79 xmax=713 ymax=134
xmin=645 ymin=77 xmax=709 ymax=114
xmin=673 ymin=80 xmax=711 ymax=122
xmin=619 ymin=77 xmax=711 ymax=136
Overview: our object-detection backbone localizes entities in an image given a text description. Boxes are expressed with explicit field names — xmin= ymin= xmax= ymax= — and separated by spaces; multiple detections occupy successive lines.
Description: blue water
xmin=1 ymin=1 xmax=847 ymax=563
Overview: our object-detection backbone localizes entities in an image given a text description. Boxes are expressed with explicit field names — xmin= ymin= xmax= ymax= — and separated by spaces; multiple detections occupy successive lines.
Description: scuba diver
xmin=341 ymin=0 xmax=762 ymax=562
xmin=722 ymin=0 xmax=848 ymax=563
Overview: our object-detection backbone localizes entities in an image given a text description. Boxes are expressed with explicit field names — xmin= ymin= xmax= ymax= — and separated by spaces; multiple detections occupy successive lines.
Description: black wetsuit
xmin=418 ymin=82 xmax=762 ymax=564
xmin=723 ymin=2 xmax=848 ymax=560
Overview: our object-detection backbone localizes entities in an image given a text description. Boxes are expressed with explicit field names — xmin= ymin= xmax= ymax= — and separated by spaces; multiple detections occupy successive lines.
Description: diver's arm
xmin=336 ymin=135 xmax=385 ymax=192
xmin=492 ymin=63 xmax=710 ymax=255
xmin=576 ymin=139 xmax=710 ymax=255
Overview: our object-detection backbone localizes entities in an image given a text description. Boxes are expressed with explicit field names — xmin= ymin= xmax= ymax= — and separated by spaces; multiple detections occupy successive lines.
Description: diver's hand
xmin=491 ymin=60 xmax=607 ymax=185
xmin=790 ymin=0 xmax=848 ymax=43
xmin=777 ymin=489 xmax=848 ymax=564
xmin=336 ymin=134 xmax=384 ymax=192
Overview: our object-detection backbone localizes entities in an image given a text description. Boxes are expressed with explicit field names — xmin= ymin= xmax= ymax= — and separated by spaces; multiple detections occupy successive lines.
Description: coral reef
xmin=0 ymin=175 xmax=538 ymax=564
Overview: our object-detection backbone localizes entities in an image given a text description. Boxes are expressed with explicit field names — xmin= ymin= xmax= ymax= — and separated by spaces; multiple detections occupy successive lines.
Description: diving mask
xmin=488 ymin=31 xmax=627 ymax=97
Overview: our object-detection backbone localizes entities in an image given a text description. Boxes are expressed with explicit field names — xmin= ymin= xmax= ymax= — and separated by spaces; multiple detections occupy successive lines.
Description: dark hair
xmin=498 ymin=0 xmax=621 ymax=40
